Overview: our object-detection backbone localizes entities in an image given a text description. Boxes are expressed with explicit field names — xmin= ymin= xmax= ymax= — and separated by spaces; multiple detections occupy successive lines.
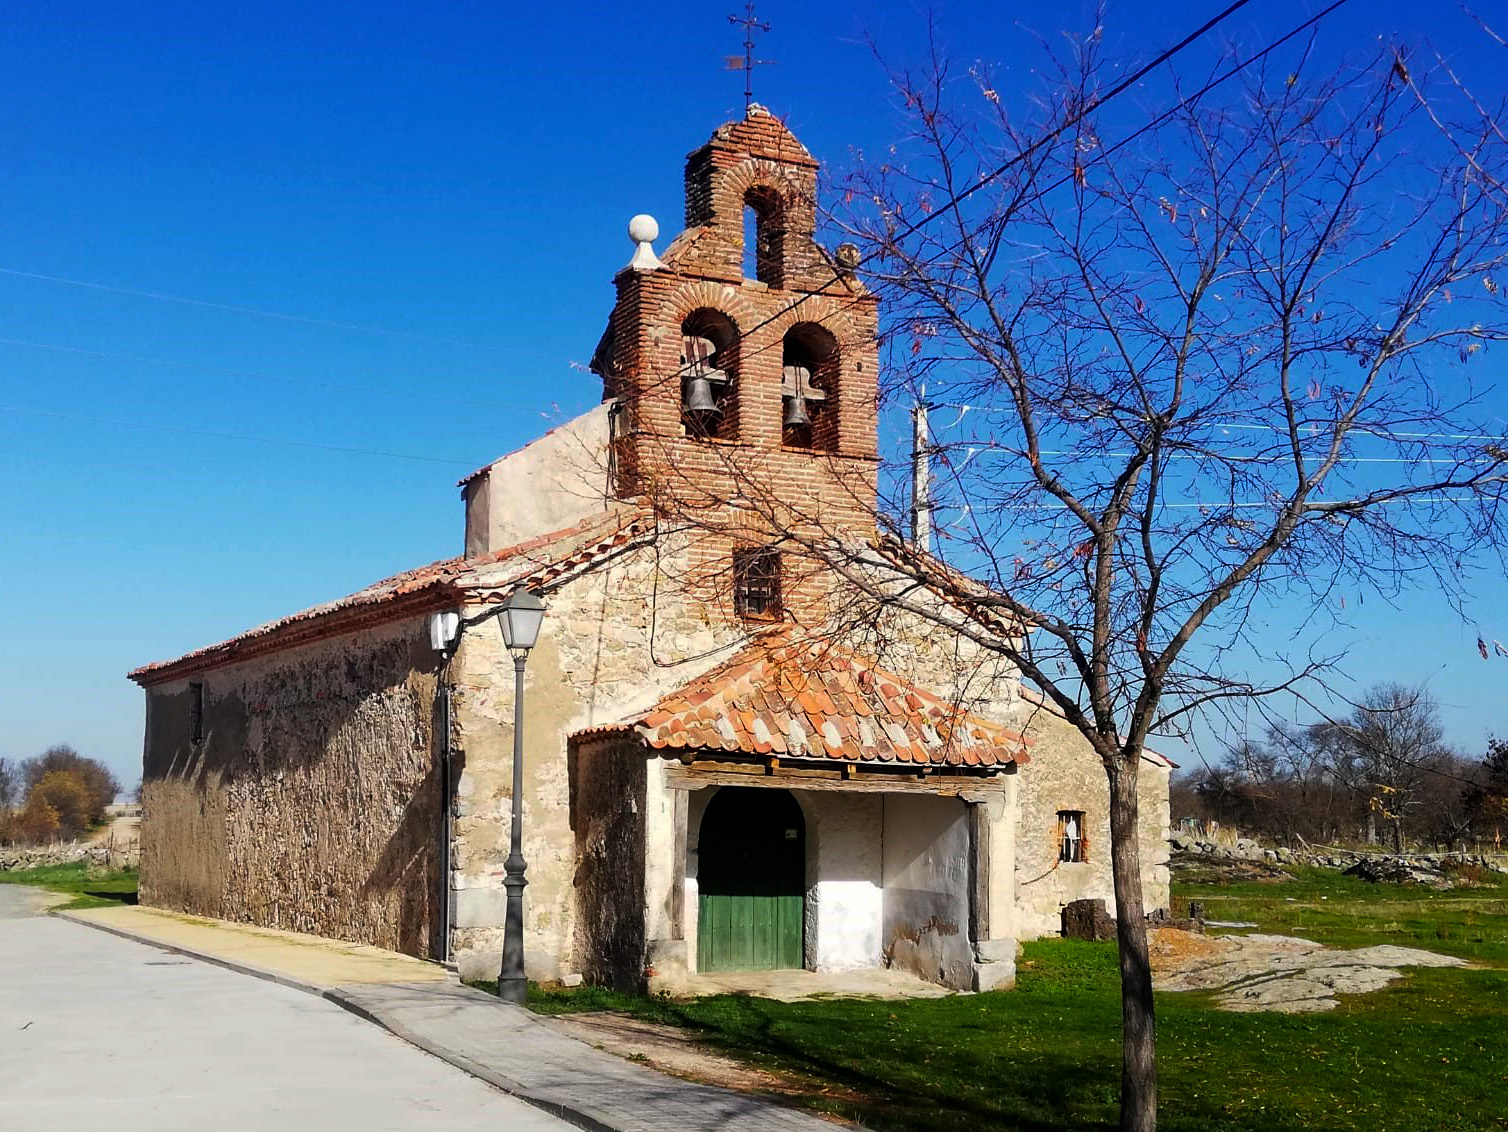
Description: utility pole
xmin=911 ymin=397 xmax=931 ymax=554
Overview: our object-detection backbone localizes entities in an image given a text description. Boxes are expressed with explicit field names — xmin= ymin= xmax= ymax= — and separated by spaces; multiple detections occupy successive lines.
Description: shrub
xmin=28 ymin=770 xmax=93 ymax=838
xmin=8 ymin=796 xmax=61 ymax=844
xmin=20 ymin=746 xmax=118 ymax=827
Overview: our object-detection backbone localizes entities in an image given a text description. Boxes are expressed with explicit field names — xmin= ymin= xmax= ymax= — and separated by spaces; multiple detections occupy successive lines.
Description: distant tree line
xmin=1172 ymin=685 xmax=1508 ymax=852
xmin=0 ymin=745 xmax=121 ymax=846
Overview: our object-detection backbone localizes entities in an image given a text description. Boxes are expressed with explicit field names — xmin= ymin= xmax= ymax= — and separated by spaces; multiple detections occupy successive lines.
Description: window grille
xmin=1057 ymin=809 xmax=1088 ymax=863
xmin=733 ymin=547 xmax=782 ymax=619
xmin=190 ymin=682 xmax=205 ymax=745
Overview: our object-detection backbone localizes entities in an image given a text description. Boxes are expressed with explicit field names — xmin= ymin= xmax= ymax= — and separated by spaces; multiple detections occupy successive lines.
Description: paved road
xmin=0 ymin=887 xmax=572 ymax=1132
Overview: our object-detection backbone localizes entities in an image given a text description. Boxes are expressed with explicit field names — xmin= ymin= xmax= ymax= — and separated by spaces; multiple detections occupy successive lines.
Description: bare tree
xmin=804 ymin=25 xmax=1508 ymax=1132
xmin=1314 ymin=684 xmax=1454 ymax=850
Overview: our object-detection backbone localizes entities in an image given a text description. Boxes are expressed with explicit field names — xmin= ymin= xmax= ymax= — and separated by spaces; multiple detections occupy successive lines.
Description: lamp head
xmin=498 ymin=589 xmax=546 ymax=654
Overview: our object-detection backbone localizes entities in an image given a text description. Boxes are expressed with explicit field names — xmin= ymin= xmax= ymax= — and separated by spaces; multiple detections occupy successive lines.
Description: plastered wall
xmin=881 ymin=794 xmax=973 ymax=987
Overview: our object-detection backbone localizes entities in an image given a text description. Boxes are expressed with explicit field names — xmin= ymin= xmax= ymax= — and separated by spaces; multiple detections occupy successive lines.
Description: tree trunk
xmin=1392 ymin=819 xmax=1404 ymax=853
xmin=1107 ymin=754 xmax=1156 ymax=1132
xmin=1365 ymin=808 xmax=1377 ymax=845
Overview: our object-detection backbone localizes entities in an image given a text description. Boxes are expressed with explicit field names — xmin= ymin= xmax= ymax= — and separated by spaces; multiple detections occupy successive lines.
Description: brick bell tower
xmin=590 ymin=105 xmax=881 ymax=546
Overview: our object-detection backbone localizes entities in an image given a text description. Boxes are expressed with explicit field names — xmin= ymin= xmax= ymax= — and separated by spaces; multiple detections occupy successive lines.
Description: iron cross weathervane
xmin=726 ymin=3 xmax=773 ymax=112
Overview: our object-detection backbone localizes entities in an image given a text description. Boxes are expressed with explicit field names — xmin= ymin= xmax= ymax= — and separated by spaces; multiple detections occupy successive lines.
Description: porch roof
xmin=580 ymin=634 xmax=1030 ymax=771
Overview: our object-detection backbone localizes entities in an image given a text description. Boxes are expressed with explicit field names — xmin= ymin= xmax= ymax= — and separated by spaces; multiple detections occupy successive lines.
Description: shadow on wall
xmin=140 ymin=631 xmax=445 ymax=959
xmin=360 ymin=759 xmax=443 ymax=960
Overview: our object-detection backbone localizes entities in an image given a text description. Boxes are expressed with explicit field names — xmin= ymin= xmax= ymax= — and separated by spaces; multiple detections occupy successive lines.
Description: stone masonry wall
xmin=448 ymin=528 xmax=750 ymax=982
xmin=446 ymin=524 xmax=1045 ymax=984
xmin=139 ymin=615 xmax=443 ymax=957
xmin=570 ymin=736 xmax=647 ymax=991
xmin=1009 ymin=702 xmax=1171 ymax=939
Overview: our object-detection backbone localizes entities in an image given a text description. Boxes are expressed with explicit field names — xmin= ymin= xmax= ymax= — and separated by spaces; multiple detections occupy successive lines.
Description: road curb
xmin=53 ymin=909 xmax=329 ymax=998
xmin=54 ymin=909 xmax=633 ymax=1132
xmin=324 ymin=988 xmax=622 ymax=1132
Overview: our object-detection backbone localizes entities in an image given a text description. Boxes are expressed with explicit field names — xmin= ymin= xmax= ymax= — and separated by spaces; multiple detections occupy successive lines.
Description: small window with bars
xmin=189 ymin=682 xmax=206 ymax=745
xmin=1057 ymin=810 xmax=1088 ymax=863
xmin=733 ymin=547 xmax=782 ymax=620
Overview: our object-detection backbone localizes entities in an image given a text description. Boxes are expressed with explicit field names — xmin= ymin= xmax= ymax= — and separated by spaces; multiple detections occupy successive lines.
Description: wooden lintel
xmin=664 ymin=762 xmax=1007 ymax=798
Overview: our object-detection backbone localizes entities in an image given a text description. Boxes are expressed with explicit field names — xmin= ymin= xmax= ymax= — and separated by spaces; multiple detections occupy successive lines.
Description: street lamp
xmin=496 ymin=588 xmax=545 ymax=1004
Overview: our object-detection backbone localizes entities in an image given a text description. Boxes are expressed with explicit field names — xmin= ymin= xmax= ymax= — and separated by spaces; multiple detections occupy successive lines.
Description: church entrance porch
xmin=695 ymin=787 xmax=805 ymax=972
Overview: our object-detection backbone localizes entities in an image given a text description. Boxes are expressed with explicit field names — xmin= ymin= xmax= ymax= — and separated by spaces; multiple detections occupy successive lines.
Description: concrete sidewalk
xmin=58 ymin=906 xmax=839 ymax=1132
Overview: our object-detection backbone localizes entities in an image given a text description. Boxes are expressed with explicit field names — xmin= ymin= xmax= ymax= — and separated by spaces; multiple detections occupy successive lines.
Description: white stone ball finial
xmin=628 ymin=213 xmax=663 ymax=272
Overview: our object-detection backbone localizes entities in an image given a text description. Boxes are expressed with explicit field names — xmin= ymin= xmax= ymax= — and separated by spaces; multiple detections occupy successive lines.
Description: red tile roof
xmin=129 ymin=508 xmax=651 ymax=685
xmin=584 ymin=634 xmax=1029 ymax=770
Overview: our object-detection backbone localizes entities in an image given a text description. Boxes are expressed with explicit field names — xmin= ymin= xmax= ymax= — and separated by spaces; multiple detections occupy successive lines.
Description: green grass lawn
xmin=1176 ymin=863 xmax=1508 ymax=964
xmin=505 ymin=867 xmax=1508 ymax=1132
xmin=0 ymin=861 xmax=139 ymax=909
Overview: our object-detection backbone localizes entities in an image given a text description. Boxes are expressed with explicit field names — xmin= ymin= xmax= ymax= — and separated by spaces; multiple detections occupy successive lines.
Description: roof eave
xmin=128 ymin=581 xmax=457 ymax=688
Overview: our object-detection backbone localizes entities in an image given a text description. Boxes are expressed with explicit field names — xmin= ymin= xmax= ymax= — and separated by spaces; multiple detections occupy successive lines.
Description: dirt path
xmin=546 ymin=1012 xmax=863 ymax=1115
xmin=86 ymin=810 xmax=141 ymax=866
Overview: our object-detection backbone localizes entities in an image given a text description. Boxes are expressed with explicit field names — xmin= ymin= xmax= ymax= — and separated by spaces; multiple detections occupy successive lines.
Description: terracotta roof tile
xmin=587 ymin=635 xmax=1029 ymax=770
xmin=130 ymin=508 xmax=652 ymax=685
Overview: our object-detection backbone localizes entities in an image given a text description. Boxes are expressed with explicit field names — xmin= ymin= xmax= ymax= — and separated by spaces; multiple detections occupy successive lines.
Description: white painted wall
xmin=642 ymin=759 xmax=677 ymax=943
xmin=797 ymin=791 xmax=884 ymax=972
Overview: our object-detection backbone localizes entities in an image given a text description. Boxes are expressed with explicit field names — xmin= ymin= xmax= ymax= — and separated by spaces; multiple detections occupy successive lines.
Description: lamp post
xmin=496 ymin=588 xmax=545 ymax=1004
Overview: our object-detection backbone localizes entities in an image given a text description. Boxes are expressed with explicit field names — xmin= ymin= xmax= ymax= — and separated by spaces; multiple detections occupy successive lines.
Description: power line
xmin=887 ymin=0 xmax=1262 ymax=246
xmin=636 ymin=0 xmax=1348 ymax=409
xmin=933 ymin=403 xmax=1505 ymax=444
xmin=0 ymin=335 xmax=580 ymax=415
xmin=630 ymin=0 xmax=1273 ymax=406
xmin=0 ymin=267 xmax=561 ymax=359
xmin=0 ymin=404 xmax=479 ymax=467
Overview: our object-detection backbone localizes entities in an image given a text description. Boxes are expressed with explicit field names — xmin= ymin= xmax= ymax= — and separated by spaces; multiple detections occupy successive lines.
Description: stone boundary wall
xmin=0 ymin=841 xmax=135 ymax=871
xmin=1172 ymin=833 xmax=1508 ymax=879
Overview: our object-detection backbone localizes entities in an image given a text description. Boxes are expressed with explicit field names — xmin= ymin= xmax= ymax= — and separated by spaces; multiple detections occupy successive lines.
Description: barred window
xmin=733 ymin=547 xmax=782 ymax=620
xmin=1057 ymin=810 xmax=1088 ymax=863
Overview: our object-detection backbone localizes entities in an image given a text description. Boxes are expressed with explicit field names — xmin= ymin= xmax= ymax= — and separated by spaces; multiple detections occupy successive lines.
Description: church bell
xmin=782 ymin=391 xmax=810 ymax=429
xmin=685 ymin=375 xmax=721 ymax=414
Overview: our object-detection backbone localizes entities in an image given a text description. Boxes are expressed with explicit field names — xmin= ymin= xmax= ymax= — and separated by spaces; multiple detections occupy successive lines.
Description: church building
xmin=129 ymin=107 xmax=1171 ymax=990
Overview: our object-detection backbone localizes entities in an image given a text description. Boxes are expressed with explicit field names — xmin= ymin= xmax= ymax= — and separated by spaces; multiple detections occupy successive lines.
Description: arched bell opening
xmin=744 ymin=185 xmax=786 ymax=287
xmin=781 ymin=322 xmax=839 ymax=451
xmin=696 ymin=786 xmax=806 ymax=972
xmin=680 ymin=309 xmax=740 ymax=439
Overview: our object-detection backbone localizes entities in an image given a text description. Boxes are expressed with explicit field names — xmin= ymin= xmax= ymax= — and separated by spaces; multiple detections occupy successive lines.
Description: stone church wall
xmin=139 ymin=616 xmax=443 ymax=958
xmin=569 ymin=736 xmax=647 ymax=991
xmin=448 ymin=531 xmax=748 ymax=982
xmin=1010 ymin=702 xmax=1171 ymax=939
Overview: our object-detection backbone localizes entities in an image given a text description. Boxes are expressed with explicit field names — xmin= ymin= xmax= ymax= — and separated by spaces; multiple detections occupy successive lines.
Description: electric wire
xmin=628 ymin=0 xmax=1351 ymax=406
xmin=0 ymin=404 xmax=480 ymax=467
xmin=0 ymin=267 xmax=560 ymax=359
xmin=0 ymin=336 xmax=584 ymax=415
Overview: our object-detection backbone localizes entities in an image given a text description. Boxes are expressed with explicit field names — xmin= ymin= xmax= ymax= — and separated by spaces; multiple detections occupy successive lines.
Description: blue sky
xmin=2 ymin=0 xmax=1504 ymax=789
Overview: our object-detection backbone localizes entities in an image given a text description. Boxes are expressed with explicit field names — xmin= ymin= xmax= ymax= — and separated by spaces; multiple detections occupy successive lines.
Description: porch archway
xmin=696 ymin=787 xmax=805 ymax=972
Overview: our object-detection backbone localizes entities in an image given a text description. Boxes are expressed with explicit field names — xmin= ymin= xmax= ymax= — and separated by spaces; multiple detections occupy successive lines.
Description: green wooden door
xmin=697 ymin=788 xmax=805 ymax=972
